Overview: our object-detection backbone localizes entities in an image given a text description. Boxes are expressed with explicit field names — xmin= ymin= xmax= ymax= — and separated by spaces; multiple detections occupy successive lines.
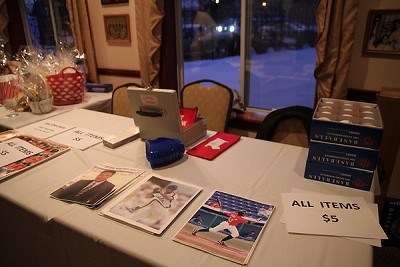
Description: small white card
xmin=281 ymin=193 xmax=387 ymax=239
xmin=49 ymin=127 xmax=105 ymax=150
xmin=18 ymin=119 xmax=74 ymax=138
xmin=0 ymin=138 xmax=43 ymax=167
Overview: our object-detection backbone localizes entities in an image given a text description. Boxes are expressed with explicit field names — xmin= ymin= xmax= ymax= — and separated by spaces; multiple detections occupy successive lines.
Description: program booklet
xmin=51 ymin=163 xmax=145 ymax=208
xmin=100 ymin=174 xmax=202 ymax=235
xmin=0 ymin=130 xmax=70 ymax=182
xmin=173 ymin=190 xmax=275 ymax=265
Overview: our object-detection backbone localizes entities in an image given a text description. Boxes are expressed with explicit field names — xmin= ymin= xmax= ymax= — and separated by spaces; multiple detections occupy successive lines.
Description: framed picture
xmin=103 ymin=14 xmax=131 ymax=44
xmin=101 ymin=0 xmax=129 ymax=5
xmin=362 ymin=9 xmax=400 ymax=59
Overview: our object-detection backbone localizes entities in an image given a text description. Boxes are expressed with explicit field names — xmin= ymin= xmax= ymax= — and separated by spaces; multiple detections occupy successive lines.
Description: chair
xmin=181 ymin=79 xmax=233 ymax=132
xmin=255 ymin=105 xmax=314 ymax=147
xmin=111 ymin=83 xmax=142 ymax=118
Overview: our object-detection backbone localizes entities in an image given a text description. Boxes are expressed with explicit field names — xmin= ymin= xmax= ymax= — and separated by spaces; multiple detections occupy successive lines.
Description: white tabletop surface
xmin=0 ymin=92 xmax=112 ymax=131
xmin=0 ymin=109 xmax=376 ymax=267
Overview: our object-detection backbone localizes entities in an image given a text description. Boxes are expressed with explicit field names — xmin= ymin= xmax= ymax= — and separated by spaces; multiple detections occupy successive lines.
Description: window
xmin=22 ymin=0 xmax=74 ymax=51
xmin=178 ymin=0 xmax=317 ymax=110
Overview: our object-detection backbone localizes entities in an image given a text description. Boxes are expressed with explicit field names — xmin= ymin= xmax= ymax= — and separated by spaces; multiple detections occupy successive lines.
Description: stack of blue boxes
xmin=304 ymin=98 xmax=383 ymax=191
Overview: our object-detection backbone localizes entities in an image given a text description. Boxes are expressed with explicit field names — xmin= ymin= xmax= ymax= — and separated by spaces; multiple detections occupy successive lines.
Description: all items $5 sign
xmin=281 ymin=192 xmax=387 ymax=239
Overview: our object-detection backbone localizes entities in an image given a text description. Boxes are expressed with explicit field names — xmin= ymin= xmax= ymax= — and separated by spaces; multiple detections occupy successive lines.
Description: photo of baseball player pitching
xmin=173 ymin=191 xmax=276 ymax=264
xmin=101 ymin=174 xmax=201 ymax=235
xmin=125 ymin=184 xmax=179 ymax=225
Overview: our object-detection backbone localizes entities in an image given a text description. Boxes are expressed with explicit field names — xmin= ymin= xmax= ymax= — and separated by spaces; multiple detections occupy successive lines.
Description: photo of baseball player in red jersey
xmin=173 ymin=190 xmax=275 ymax=265
xmin=192 ymin=210 xmax=260 ymax=246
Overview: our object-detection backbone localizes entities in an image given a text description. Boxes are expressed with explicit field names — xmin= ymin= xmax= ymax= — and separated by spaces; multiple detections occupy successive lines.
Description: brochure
xmin=51 ymin=163 xmax=145 ymax=208
xmin=17 ymin=119 xmax=74 ymax=139
xmin=0 ymin=130 xmax=70 ymax=182
xmin=173 ymin=190 xmax=275 ymax=265
xmin=100 ymin=174 xmax=202 ymax=235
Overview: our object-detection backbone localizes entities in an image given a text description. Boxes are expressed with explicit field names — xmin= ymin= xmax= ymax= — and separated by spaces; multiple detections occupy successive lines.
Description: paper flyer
xmin=17 ymin=119 xmax=74 ymax=139
xmin=49 ymin=127 xmax=105 ymax=150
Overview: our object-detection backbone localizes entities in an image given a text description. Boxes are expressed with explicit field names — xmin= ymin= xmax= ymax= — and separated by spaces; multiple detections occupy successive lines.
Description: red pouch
xmin=180 ymin=107 xmax=198 ymax=129
xmin=187 ymin=132 xmax=241 ymax=160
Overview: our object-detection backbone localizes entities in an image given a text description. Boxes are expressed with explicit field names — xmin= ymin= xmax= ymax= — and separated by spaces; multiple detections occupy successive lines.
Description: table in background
xmin=0 ymin=92 xmax=112 ymax=132
xmin=0 ymin=109 xmax=376 ymax=267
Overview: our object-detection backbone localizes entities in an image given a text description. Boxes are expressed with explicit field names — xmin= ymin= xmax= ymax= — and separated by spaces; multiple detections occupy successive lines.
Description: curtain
xmin=66 ymin=0 xmax=99 ymax=83
xmin=314 ymin=0 xmax=360 ymax=100
xmin=135 ymin=0 xmax=164 ymax=88
xmin=0 ymin=0 xmax=10 ymax=50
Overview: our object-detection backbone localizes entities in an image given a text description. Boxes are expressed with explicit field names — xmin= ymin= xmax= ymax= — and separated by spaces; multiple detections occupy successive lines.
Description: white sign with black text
xmin=49 ymin=127 xmax=105 ymax=150
xmin=0 ymin=138 xmax=43 ymax=167
xmin=281 ymin=193 xmax=388 ymax=239
xmin=18 ymin=119 xmax=74 ymax=139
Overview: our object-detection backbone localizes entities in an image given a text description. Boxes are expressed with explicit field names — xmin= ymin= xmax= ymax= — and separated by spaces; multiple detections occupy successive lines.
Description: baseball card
xmin=99 ymin=174 xmax=202 ymax=235
xmin=173 ymin=190 xmax=276 ymax=265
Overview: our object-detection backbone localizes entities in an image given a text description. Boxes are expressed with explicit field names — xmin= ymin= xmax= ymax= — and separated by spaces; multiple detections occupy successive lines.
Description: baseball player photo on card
xmin=99 ymin=174 xmax=202 ymax=235
xmin=173 ymin=190 xmax=275 ymax=265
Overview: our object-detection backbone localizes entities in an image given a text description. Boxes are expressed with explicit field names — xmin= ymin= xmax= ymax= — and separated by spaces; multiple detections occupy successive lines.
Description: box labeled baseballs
xmin=304 ymin=160 xmax=374 ymax=191
xmin=310 ymin=98 xmax=383 ymax=150
xmin=308 ymin=140 xmax=379 ymax=171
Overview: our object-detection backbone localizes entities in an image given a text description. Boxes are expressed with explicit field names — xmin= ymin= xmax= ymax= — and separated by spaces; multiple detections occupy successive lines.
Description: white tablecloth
xmin=0 ymin=109 xmax=375 ymax=267
xmin=0 ymin=92 xmax=112 ymax=131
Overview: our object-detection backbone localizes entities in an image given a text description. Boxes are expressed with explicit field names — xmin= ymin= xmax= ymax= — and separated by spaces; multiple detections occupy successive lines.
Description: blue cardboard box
xmin=310 ymin=119 xmax=383 ymax=150
xmin=85 ymin=83 xmax=113 ymax=93
xmin=308 ymin=140 xmax=379 ymax=171
xmin=304 ymin=161 xmax=373 ymax=191
xmin=310 ymin=98 xmax=383 ymax=150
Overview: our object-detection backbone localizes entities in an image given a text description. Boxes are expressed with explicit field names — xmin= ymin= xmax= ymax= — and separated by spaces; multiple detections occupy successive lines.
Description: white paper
xmin=49 ymin=127 xmax=105 ymax=150
xmin=280 ymin=188 xmax=382 ymax=247
xmin=281 ymin=193 xmax=387 ymax=239
xmin=0 ymin=138 xmax=43 ymax=167
xmin=18 ymin=119 xmax=74 ymax=139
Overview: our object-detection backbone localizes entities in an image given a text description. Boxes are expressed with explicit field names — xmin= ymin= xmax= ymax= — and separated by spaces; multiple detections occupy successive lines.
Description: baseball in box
xmin=310 ymin=98 xmax=383 ymax=150
xmin=304 ymin=160 xmax=374 ymax=191
xmin=308 ymin=140 xmax=379 ymax=171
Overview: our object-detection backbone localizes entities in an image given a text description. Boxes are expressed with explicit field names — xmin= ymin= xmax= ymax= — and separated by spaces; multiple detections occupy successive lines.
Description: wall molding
xmin=97 ymin=68 xmax=140 ymax=78
xmin=347 ymin=88 xmax=379 ymax=103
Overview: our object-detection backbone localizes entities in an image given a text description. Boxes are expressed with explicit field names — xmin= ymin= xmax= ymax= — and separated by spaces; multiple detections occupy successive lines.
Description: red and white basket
xmin=0 ymin=75 xmax=21 ymax=104
xmin=46 ymin=67 xmax=84 ymax=106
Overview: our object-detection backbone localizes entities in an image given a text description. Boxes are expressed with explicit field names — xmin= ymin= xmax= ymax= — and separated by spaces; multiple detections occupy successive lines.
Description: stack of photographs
xmin=50 ymin=163 xmax=145 ymax=208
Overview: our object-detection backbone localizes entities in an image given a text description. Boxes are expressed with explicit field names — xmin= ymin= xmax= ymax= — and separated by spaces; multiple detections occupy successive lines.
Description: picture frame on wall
xmin=103 ymin=14 xmax=131 ymax=44
xmin=362 ymin=9 xmax=400 ymax=59
xmin=101 ymin=0 xmax=129 ymax=5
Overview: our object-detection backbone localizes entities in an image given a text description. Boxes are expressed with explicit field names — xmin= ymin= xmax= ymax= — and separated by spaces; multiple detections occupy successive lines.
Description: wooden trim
xmin=229 ymin=111 xmax=266 ymax=132
xmin=347 ymin=88 xmax=379 ymax=103
xmin=230 ymin=88 xmax=380 ymax=132
xmin=97 ymin=68 xmax=140 ymax=78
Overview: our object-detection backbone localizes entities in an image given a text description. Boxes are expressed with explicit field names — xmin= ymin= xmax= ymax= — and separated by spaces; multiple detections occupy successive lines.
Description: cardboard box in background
xmin=380 ymin=122 xmax=400 ymax=248
xmin=377 ymin=93 xmax=400 ymax=186
xmin=381 ymin=196 xmax=400 ymax=248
